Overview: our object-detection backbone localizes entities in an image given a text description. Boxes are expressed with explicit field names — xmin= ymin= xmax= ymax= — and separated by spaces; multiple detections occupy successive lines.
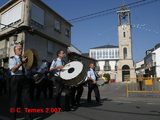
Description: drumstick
xmin=65 ymin=64 xmax=70 ymax=67
xmin=61 ymin=64 xmax=70 ymax=70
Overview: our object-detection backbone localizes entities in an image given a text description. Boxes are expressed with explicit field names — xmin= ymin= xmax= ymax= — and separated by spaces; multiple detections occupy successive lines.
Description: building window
xmin=115 ymin=50 xmax=118 ymax=58
xmin=97 ymin=51 xmax=100 ymax=59
xmin=103 ymin=50 xmax=105 ymax=58
xmin=106 ymin=50 xmax=108 ymax=58
xmin=94 ymin=51 xmax=96 ymax=59
xmin=54 ymin=19 xmax=61 ymax=32
xmin=1 ymin=2 xmax=23 ymax=29
xmin=109 ymin=50 xmax=112 ymax=58
xmin=100 ymin=51 xmax=102 ymax=58
xmin=65 ymin=28 xmax=70 ymax=37
xmin=111 ymin=50 xmax=114 ymax=58
xmin=31 ymin=3 xmax=44 ymax=26
xmin=104 ymin=61 xmax=111 ymax=71
xmin=123 ymin=32 xmax=126 ymax=38
xmin=123 ymin=47 xmax=127 ymax=59
xmin=48 ymin=40 xmax=54 ymax=53
xmin=91 ymin=51 xmax=94 ymax=58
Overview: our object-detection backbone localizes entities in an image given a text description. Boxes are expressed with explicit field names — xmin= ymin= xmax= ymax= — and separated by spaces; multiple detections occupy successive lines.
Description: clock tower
xmin=117 ymin=6 xmax=136 ymax=82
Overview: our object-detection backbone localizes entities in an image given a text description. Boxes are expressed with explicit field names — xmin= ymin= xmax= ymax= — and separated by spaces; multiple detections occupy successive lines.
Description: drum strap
xmin=93 ymin=70 xmax=98 ymax=81
xmin=52 ymin=59 xmax=65 ymax=67
xmin=52 ymin=59 xmax=65 ymax=76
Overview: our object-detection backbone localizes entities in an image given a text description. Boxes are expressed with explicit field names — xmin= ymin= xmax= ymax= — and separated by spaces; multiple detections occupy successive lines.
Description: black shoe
xmin=24 ymin=114 xmax=33 ymax=120
xmin=64 ymin=108 xmax=71 ymax=112
xmin=96 ymin=101 xmax=102 ymax=105
xmin=76 ymin=103 xmax=81 ymax=107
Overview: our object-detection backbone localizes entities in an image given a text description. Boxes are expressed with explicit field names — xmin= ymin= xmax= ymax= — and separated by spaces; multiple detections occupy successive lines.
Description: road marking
xmin=147 ymin=103 xmax=160 ymax=105
xmin=111 ymin=101 xmax=132 ymax=104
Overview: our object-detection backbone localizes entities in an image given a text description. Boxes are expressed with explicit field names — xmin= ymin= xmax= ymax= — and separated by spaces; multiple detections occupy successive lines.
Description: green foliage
xmin=103 ymin=73 xmax=110 ymax=83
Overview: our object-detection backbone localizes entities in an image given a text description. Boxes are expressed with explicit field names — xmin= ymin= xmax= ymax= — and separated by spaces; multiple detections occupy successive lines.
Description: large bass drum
xmin=60 ymin=61 xmax=87 ymax=86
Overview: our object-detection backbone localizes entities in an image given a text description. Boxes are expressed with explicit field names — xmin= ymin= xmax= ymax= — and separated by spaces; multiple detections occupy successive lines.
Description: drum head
xmin=24 ymin=49 xmax=34 ymax=70
xmin=60 ymin=61 xmax=83 ymax=80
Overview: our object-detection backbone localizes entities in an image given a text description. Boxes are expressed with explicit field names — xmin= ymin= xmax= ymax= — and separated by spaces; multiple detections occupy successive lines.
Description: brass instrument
xmin=23 ymin=49 xmax=38 ymax=70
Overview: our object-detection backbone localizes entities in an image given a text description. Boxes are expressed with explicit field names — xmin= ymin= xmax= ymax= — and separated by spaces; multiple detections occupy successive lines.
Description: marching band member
xmin=71 ymin=84 xmax=84 ymax=107
xmin=9 ymin=43 xmax=32 ymax=120
xmin=49 ymin=49 xmax=72 ymax=111
xmin=87 ymin=63 xmax=101 ymax=103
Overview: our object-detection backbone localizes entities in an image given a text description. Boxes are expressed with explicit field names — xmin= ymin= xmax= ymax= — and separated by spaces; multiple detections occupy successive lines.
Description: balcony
xmin=104 ymin=61 xmax=111 ymax=71
xmin=104 ymin=66 xmax=111 ymax=71
xmin=95 ymin=66 xmax=100 ymax=71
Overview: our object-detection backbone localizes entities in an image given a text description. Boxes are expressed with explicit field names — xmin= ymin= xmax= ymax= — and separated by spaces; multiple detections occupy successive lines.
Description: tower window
xmin=123 ymin=32 xmax=126 ymax=38
xmin=123 ymin=47 xmax=127 ymax=59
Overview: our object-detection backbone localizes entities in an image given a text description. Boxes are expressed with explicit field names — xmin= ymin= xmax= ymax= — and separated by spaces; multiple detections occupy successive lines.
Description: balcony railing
xmin=104 ymin=66 xmax=111 ymax=71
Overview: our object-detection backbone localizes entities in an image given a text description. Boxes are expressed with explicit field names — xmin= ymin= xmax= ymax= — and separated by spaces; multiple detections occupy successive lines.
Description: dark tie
xmin=93 ymin=70 xmax=99 ymax=81
xmin=20 ymin=57 xmax=25 ymax=75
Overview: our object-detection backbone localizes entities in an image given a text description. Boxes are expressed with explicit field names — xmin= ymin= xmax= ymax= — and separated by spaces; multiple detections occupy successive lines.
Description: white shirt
xmin=50 ymin=58 xmax=64 ymax=76
xmin=9 ymin=55 xmax=26 ymax=76
xmin=87 ymin=68 xmax=96 ymax=81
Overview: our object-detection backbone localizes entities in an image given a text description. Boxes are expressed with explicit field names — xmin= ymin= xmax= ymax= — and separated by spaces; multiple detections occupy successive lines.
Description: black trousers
xmin=10 ymin=75 xmax=31 ymax=120
xmin=35 ymin=78 xmax=47 ymax=100
xmin=71 ymin=84 xmax=84 ymax=106
xmin=0 ymin=80 xmax=2 ymax=95
xmin=46 ymin=79 xmax=53 ymax=99
xmin=87 ymin=81 xmax=100 ymax=103
xmin=0 ymin=79 xmax=7 ymax=95
xmin=54 ymin=77 xmax=71 ymax=110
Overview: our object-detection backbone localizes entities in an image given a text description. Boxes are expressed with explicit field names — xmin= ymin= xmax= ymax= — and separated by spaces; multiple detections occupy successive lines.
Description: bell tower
xmin=117 ymin=6 xmax=136 ymax=82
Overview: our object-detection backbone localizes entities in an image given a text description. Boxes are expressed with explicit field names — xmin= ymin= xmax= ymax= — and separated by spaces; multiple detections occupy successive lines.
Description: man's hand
xmin=22 ymin=57 xmax=28 ymax=64
xmin=57 ymin=66 xmax=64 ymax=70
xmin=93 ymin=80 xmax=97 ymax=84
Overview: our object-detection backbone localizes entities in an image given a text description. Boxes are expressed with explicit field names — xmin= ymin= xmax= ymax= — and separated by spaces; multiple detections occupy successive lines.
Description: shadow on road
xmin=0 ymin=94 xmax=108 ymax=119
xmin=0 ymin=94 xmax=55 ymax=120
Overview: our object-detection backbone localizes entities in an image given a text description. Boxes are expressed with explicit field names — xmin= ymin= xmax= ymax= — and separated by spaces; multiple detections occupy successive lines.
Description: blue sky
xmin=0 ymin=0 xmax=160 ymax=62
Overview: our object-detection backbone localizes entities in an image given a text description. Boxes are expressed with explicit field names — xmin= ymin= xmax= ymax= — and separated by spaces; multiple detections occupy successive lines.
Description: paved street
xmin=0 ymin=83 xmax=160 ymax=120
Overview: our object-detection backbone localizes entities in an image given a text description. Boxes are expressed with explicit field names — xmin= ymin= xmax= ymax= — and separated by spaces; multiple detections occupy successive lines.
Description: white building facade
xmin=144 ymin=43 xmax=160 ymax=77
xmin=89 ymin=45 xmax=119 ymax=80
xmin=135 ymin=60 xmax=145 ymax=77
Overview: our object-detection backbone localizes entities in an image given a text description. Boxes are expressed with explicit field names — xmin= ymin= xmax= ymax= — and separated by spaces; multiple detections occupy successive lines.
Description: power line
xmin=69 ymin=0 xmax=146 ymax=21
xmin=68 ymin=0 xmax=160 ymax=23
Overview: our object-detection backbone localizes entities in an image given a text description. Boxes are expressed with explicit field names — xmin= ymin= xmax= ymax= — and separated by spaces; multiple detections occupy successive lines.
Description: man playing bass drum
xmin=49 ymin=49 xmax=72 ymax=111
